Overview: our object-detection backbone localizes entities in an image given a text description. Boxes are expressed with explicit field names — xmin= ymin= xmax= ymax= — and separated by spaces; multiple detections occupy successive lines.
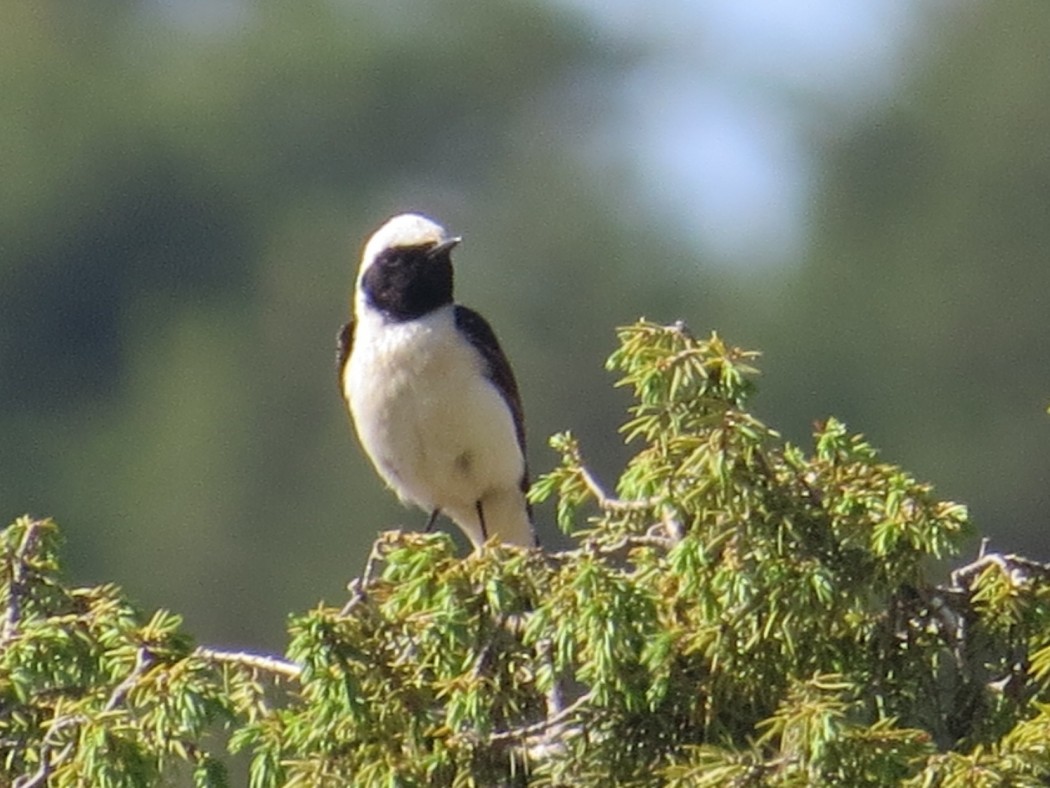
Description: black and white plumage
xmin=337 ymin=213 xmax=537 ymax=548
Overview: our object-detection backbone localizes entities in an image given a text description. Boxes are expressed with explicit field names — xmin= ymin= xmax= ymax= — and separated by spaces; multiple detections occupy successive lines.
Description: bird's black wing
xmin=453 ymin=305 xmax=527 ymax=460
xmin=336 ymin=320 xmax=354 ymax=399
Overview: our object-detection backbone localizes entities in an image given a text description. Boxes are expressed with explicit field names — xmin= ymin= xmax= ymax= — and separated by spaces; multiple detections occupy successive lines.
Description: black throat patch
xmin=362 ymin=244 xmax=454 ymax=321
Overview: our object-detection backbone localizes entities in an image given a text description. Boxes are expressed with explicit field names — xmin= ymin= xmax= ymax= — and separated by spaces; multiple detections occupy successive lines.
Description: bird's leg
xmin=424 ymin=509 xmax=441 ymax=533
xmin=475 ymin=500 xmax=489 ymax=542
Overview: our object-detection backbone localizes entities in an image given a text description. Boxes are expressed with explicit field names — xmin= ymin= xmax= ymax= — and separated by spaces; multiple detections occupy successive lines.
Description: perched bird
xmin=337 ymin=213 xmax=537 ymax=548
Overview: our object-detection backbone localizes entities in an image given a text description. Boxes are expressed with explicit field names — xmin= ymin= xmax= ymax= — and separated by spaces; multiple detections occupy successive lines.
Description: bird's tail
xmin=449 ymin=488 xmax=537 ymax=548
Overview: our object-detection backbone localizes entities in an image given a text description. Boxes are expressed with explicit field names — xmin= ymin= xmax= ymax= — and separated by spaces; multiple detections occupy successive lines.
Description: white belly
xmin=345 ymin=307 xmax=524 ymax=518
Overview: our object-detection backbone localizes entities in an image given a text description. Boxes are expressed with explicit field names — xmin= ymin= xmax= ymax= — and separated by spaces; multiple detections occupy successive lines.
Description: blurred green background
xmin=3 ymin=0 xmax=1048 ymax=651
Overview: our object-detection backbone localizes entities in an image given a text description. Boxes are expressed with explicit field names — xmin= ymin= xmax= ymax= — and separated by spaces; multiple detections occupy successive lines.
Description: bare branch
xmin=105 ymin=647 xmax=154 ymax=712
xmin=485 ymin=691 xmax=593 ymax=746
xmin=341 ymin=539 xmax=384 ymax=616
xmin=950 ymin=550 xmax=1050 ymax=591
xmin=194 ymin=646 xmax=301 ymax=681
xmin=13 ymin=741 xmax=74 ymax=788
xmin=579 ymin=465 xmax=656 ymax=512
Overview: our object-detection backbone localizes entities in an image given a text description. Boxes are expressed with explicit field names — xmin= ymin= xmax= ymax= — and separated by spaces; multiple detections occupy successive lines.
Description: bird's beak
xmin=429 ymin=236 xmax=462 ymax=257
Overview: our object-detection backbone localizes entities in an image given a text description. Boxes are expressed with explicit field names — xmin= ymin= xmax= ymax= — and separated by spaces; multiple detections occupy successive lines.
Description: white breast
xmin=345 ymin=305 xmax=525 ymax=523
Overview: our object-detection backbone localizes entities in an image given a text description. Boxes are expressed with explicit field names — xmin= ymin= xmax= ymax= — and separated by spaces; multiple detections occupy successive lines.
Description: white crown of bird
xmin=359 ymin=213 xmax=453 ymax=275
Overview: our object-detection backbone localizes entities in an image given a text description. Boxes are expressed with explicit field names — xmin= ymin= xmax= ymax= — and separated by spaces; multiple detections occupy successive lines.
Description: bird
xmin=337 ymin=212 xmax=538 ymax=548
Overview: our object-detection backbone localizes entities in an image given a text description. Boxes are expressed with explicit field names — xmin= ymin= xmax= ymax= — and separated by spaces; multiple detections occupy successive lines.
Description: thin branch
xmin=546 ymin=532 xmax=676 ymax=567
xmin=536 ymin=637 xmax=562 ymax=717
xmin=486 ymin=691 xmax=593 ymax=745
xmin=194 ymin=646 xmax=301 ymax=681
xmin=105 ymin=647 xmax=154 ymax=711
xmin=13 ymin=741 xmax=74 ymax=788
xmin=592 ymin=533 xmax=676 ymax=554
xmin=950 ymin=550 xmax=1050 ymax=591
xmin=3 ymin=519 xmax=45 ymax=648
xmin=578 ymin=465 xmax=657 ymax=512
xmin=341 ymin=540 xmax=384 ymax=616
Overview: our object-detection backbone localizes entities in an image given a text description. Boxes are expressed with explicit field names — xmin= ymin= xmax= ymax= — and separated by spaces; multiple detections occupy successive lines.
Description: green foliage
xmin=5 ymin=320 xmax=1050 ymax=785
xmin=0 ymin=518 xmax=256 ymax=786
